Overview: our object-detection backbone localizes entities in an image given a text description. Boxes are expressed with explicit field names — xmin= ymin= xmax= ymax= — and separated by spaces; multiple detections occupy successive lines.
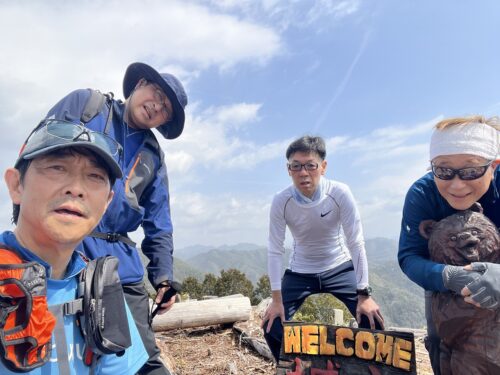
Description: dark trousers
xmin=424 ymin=290 xmax=441 ymax=375
xmin=263 ymin=261 xmax=382 ymax=362
xmin=123 ymin=282 xmax=170 ymax=375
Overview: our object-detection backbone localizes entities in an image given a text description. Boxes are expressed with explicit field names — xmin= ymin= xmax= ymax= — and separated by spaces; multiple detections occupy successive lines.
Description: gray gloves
xmin=442 ymin=263 xmax=500 ymax=309
xmin=442 ymin=265 xmax=481 ymax=294
xmin=466 ymin=263 xmax=500 ymax=309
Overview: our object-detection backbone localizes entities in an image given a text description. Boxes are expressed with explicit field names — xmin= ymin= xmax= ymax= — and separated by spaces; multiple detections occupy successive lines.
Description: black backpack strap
xmin=81 ymin=90 xmax=106 ymax=123
xmin=89 ymin=231 xmax=136 ymax=247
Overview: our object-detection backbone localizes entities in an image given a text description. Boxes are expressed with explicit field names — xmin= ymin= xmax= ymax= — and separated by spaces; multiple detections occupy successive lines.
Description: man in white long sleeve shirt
xmin=261 ymin=136 xmax=385 ymax=362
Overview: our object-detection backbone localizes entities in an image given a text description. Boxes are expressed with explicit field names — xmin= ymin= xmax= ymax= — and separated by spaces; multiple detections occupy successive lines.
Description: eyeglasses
xmin=431 ymin=161 xmax=493 ymax=181
xmin=149 ymin=83 xmax=172 ymax=121
xmin=287 ymin=162 xmax=319 ymax=172
xmin=24 ymin=119 xmax=122 ymax=158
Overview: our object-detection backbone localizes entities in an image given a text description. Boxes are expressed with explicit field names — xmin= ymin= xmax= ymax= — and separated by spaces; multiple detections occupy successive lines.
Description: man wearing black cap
xmin=1 ymin=119 xmax=148 ymax=374
xmin=44 ymin=63 xmax=188 ymax=374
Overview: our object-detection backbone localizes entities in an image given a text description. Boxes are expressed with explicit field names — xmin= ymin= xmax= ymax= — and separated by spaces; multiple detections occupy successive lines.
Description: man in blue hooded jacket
xmin=45 ymin=62 xmax=188 ymax=375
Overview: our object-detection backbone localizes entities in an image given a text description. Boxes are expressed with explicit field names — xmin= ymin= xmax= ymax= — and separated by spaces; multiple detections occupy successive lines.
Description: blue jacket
xmin=46 ymin=89 xmax=174 ymax=287
xmin=0 ymin=231 xmax=148 ymax=374
xmin=398 ymin=170 xmax=500 ymax=292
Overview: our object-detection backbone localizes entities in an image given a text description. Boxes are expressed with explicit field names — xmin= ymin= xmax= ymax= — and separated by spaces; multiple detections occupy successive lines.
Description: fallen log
xmin=152 ymin=295 xmax=251 ymax=331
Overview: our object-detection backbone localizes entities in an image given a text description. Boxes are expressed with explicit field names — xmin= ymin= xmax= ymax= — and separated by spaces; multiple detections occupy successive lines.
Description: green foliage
xmin=202 ymin=273 xmax=218 ymax=296
xmin=214 ymin=269 xmax=254 ymax=299
xmin=293 ymin=294 xmax=353 ymax=325
xmin=182 ymin=276 xmax=203 ymax=300
xmin=253 ymin=274 xmax=271 ymax=304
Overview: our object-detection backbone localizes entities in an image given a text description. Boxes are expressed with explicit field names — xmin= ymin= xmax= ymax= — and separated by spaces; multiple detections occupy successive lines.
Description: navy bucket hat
xmin=123 ymin=62 xmax=188 ymax=139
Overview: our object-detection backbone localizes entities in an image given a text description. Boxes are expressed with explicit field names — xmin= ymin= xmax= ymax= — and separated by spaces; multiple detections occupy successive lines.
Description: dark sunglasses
xmin=45 ymin=121 xmax=122 ymax=157
xmin=23 ymin=119 xmax=123 ymax=159
xmin=431 ymin=161 xmax=493 ymax=181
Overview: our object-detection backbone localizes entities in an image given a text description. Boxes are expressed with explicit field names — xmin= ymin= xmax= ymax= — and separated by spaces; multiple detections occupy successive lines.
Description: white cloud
xmin=327 ymin=117 xmax=438 ymax=162
xmin=161 ymin=102 xmax=292 ymax=174
xmin=0 ymin=1 xmax=282 ymax=117
xmin=170 ymin=191 xmax=271 ymax=247
xmin=204 ymin=0 xmax=362 ymax=32
xmin=306 ymin=0 xmax=361 ymax=26
xmin=210 ymin=103 xmax=262 ymax=128
xmin=162 ymin=114 xmax=440 ymax=246
xmin=328 ymin=117 xmax=440 ymax=240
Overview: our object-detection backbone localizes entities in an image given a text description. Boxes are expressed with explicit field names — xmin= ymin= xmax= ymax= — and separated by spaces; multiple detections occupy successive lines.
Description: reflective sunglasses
xmin=25 ymin=119 xmax=123 ymax=158
xmin=431 ymin=161 xmax=493 ymax=181
xmin=288 ymin=162 xmax=319 ymax=172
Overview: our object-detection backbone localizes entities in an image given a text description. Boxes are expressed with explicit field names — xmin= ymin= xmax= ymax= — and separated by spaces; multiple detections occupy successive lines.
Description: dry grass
xmin=157 ymin=325 xmax=275 ymax=374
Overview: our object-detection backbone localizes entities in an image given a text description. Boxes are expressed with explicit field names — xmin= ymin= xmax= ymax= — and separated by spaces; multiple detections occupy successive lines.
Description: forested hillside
xmin=169 ymin=238 xmax=425 ymax=328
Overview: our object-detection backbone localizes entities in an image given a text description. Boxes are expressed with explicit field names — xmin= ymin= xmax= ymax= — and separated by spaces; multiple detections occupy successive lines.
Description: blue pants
xmin=263 ymin=261 xmax=381 ymax=362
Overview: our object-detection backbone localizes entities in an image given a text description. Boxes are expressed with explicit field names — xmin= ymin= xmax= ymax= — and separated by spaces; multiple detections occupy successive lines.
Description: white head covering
xmin=429 ymin=122 xmax=500 ymax=161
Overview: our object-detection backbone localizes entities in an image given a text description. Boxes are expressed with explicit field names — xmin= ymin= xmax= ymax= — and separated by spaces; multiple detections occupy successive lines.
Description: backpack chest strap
xmin=63 ymin=298 xmax=83 ymax=315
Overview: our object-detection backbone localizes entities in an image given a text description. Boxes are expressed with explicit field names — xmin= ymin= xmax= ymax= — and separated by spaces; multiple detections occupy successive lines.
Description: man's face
xmin=432 ymin=154 xmax=498 ymax=210
xmin=5 ymin=152 xmax=113 ymax=249
xmin=127 ymin=80 xmax=173 ymax=130
xmin=288 ymin=151 xmax=327 ymax=198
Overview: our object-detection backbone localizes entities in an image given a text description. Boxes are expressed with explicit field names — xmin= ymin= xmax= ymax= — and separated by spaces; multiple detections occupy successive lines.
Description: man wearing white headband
xmin=398 ymin=115 xmax=500 ymax=374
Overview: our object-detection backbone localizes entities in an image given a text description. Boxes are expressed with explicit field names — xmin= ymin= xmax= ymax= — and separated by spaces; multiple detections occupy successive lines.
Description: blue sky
xmin=1 ymin=0 xmax=500 ymax=249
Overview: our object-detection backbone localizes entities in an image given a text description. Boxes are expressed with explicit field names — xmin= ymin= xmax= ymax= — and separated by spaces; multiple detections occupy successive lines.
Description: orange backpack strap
xmin=0 ymin=246 xmax=56 ymax=372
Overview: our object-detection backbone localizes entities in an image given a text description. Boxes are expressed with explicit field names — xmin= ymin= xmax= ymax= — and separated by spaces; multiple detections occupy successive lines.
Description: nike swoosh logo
xmin=321 ymin=210 xmax=333 ymax=217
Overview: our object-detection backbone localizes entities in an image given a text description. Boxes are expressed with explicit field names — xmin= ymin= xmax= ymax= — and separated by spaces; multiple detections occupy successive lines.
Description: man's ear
xmin=4 ymin=168 xmax=22 ymax=205
xmin=419 ymin=220 xmax=436 ymax=240
xmin=105 ymin=190 xmax=114 ymax=210
xmin=321 ymin=160 xmax=327 ymax=175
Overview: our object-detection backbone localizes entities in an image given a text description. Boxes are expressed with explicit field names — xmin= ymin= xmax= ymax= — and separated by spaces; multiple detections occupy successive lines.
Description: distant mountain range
xmin=175 ymin=242 xmax=264 ymax=261
xmin=162 ymin=238 xmax=425 ymax=328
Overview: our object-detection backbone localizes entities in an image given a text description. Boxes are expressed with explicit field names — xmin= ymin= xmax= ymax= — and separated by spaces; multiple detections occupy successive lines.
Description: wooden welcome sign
xmin=277 ymin=322 xmax=416 ymax=374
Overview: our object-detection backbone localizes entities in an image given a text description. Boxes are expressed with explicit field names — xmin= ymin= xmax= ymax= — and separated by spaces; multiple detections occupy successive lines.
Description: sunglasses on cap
xmin=431 ymin=161 xmax=493 ymax=181
xmin=23 ymin=119 xmax=122 ymax=158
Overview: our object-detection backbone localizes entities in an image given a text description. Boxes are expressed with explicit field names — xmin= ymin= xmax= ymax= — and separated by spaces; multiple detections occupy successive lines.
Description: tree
xmin=253 ymin=274 xmax=271 ymax=304
xmin=294 ymin=294 xmax=353 ymax=325
xmin=214 ymin=269 xmax=254 ymax=299
xmin=182 ymin=276 xmax=202 ymax=300
xmin=201 ymin=273 xmax=218 ymax=297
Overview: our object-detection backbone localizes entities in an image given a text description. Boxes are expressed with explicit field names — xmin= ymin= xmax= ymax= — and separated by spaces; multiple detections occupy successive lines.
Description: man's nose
xmin=64 ymin=173 xmax=86 ymax=198
xmin=298 ymin=166 xmax=309 ymax=175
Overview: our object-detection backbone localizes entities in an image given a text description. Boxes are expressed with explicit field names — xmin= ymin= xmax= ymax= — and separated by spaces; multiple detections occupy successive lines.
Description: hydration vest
xmin=0 ymin=247 xmax=55 ymax=372
xmin=0 ymin=247 xmax=131 ymax=373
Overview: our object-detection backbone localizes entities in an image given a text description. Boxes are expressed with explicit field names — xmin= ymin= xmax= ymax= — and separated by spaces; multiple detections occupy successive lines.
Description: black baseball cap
xmin=16 ymin=120 xmax=123 ymax=180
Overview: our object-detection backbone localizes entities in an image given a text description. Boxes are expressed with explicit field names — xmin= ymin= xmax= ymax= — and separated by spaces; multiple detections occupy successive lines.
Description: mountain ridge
xmin=170 ymin=237 xmax=425 ymax=328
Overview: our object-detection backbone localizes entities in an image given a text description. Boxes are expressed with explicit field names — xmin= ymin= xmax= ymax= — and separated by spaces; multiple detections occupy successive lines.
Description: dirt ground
xmin=156 ymin=307 xmax=433 ymax=375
